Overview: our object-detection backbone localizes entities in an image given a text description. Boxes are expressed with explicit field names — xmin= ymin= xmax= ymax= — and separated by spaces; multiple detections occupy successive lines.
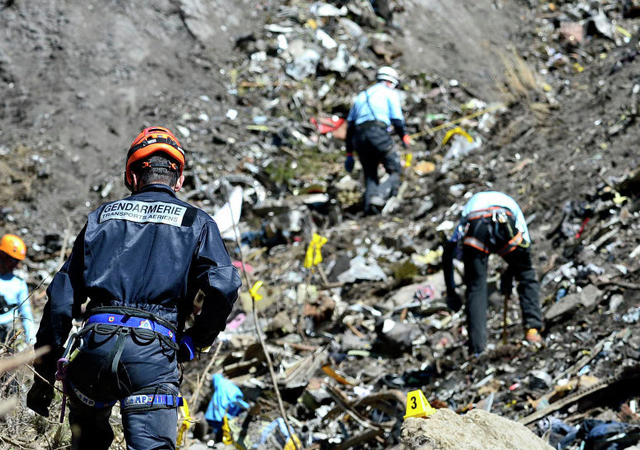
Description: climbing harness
xmin=86 ymin=312 xmax=176 ymax=342
xmin=55 ymin=341 xmax=81 ymax=423
xmin=54 ymin=306 xmax=183 ymax=422
xmin=462 ymin=207 xmax=529 ymax=256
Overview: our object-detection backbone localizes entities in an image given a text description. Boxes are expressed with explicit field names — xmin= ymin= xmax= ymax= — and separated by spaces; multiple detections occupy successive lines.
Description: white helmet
xmin=376 ymin=66 xmax=400 ymax=86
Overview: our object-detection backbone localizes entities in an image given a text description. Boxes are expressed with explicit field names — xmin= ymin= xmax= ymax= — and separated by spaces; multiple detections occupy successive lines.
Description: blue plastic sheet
xmin=205 ymin=374 xmax=249 ymax=431
xmin=253 ymin=418 xmax=295 ymax=449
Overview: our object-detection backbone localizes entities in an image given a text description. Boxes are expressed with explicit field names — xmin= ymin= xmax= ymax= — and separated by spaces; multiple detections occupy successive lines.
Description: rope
xmin=219 ymin=181 xmax=301 ymax=450
xmin=409 ymin=103 xmax=506 ymax=140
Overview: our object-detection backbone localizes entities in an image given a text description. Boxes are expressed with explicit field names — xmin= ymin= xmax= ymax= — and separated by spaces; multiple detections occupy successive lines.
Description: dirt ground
xmin=3 ymin=0 xmax=640 ymax=448
xmin=2 ymin=0 xmax=632 ymax=241
xmin=0 ymin=0 xmax=526 ymax=235
xmin=2 ymin=0 xmax=637 ymax=251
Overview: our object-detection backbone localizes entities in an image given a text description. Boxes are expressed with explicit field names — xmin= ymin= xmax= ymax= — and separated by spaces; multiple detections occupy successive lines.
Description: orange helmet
xmin=0 ymin=234 xmax=26 ymax=261
xmin=125 ymin=126 xmax=185 ymax=190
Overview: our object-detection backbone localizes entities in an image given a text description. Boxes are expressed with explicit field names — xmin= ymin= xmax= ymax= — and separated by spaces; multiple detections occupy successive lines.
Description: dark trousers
xmin=353 ymin=125 xmax=401 ymax=214
xmin=67 ymin=328 xmax=180 ymax=450
xmin=69 ymin=400 xmax=179 ymax=450
xmin=0 ymin=325 xmax=8 ymax=344
xmin=463 ymin=220 xmax=543 ymax=354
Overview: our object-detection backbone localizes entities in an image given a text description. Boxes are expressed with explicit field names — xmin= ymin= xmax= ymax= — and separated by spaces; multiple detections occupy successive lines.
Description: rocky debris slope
xmin=2 ymin=0 xmax=640 ymax=449
xmin=401 ymin=411 xmax=554 ymax=450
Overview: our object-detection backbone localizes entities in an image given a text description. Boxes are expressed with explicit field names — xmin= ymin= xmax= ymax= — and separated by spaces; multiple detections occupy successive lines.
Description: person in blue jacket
xmin=27 ymin=126 xmax=242 ymax=450
xmin=0 ymin=234 xmax=35 ymax=345
xmin=344 ymin=66 xmax=411 ymax=214
xmin=442 ymin=191 xmax=543 ymax=355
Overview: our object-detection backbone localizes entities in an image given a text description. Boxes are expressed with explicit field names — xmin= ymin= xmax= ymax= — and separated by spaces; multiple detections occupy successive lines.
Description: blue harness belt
xmin=68 ymin=380 xmax=183 ymax=409
xmin=123 ymin=394 xmax=184 ymax=407
xmin=86 ymin=313 xmax=176 ymax=342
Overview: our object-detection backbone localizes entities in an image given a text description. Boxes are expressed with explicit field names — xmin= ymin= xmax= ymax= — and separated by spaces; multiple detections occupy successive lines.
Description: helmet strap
xmin=140 ymin=161 xmax=179 ymax=171
xmin=128 ymin=160 xmax=180 ymax=193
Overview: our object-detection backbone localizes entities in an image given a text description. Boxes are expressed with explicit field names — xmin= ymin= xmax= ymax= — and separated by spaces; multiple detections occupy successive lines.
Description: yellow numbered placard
xmin=404 ymin=389 xmax=436 ymax=419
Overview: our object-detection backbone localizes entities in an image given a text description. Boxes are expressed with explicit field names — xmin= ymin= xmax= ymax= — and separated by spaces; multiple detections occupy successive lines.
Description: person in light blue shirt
xmin=442 ymin=191 xmax=543 ymax=354
xmin=345 ymin=66 xmax=411 ymax=214
xmin=461 ymin=191 xmax=530 ymax=243
xmin=346 ymin=76 xmax=405 ymax=127
xmin=0 ymin=234 xmax=34 ymax=345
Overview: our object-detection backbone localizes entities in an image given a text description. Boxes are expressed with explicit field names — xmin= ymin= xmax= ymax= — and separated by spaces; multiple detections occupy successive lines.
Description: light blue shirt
xmin=459 ymin=191 xmax=530 ymax=243
xmin=0 ymin=272 xmax=35 ymax=343
xmin=347 ymin=82 xmax=404 ymax=126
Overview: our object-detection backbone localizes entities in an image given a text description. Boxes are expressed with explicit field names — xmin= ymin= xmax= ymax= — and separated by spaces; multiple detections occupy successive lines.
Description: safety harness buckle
xmin=495 ymin=210 xmax=508 ymax=224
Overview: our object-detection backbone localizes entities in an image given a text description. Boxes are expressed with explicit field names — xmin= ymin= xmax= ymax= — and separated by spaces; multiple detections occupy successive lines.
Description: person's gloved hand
xmin=27 ymin=377 xmax=54 ymax=417
xmin=177 ymin=336 xmax=196 ymax=363
xmin=445 ymin=292 xmax=463 ymax=312
xmin=402 ymin=135 xmax=411 ymax=148
xmin=345 ymin=153 xmax=355 ymax=173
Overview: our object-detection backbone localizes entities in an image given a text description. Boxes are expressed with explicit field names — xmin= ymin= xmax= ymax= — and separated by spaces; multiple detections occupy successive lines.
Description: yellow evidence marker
xmin=404 ymin=389 xmax=437 ymax=419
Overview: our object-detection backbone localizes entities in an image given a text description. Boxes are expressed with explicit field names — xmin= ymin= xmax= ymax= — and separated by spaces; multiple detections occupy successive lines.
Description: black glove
xmin=177 ymin=336 xmax=196 ymax=363
xmin=446 ymin=292 xmax=463 ymax=312
xmin=27 ymin=377 xmax=54 ymax=417
xmin=345 ymin=154 xmax=355 ymax=173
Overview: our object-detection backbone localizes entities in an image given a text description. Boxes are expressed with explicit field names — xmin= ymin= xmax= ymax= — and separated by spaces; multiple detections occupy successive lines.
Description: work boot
xmin=369 ymin=195 xmax=386 ymax=207
xmin=525 ymin=328 xmax=543 ymax=345
xmin=367 ymin=196 xmax=385 ymax=215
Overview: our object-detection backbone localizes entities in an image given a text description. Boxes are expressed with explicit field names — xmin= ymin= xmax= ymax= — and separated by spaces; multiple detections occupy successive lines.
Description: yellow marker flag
xmin=441 ymin=127 xmax=473 ymax=147
xmin=404 ymin=153 xmax=413 ymax=168
xmin=404 ymin=389 xmax=437 ymax=419
xmin=304 ymin=233 xmax=328 ymax=269
xmin=222 ymin=415 xmax=234 ymax=445
xmin=250 ymin=281 xmax=264 ymax=301
xmin=177 ymin=398 xmax=191 ymax=447
xmin=613 ymin=191 xmax=629 ymax=205
xmin=284 ymin=434 xmax=303 ymax=450
xmin=617 ymin=25 xmax=632 ymax=39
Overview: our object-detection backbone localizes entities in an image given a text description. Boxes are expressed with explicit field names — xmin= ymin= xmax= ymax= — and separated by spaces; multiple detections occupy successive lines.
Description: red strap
xmin=467 ymin=207 xmax=513 ymax=221
xmin=463 ymin=236 xmax=490 ymax=254
xmin=497 ymin=231 xmax=523 ymax=256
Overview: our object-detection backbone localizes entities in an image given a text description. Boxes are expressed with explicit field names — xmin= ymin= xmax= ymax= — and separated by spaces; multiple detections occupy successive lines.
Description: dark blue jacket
xmin=35 ymin=184 xmax=241 ymax=380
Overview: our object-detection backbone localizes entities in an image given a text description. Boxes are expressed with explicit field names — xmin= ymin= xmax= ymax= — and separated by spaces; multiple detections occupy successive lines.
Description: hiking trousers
xmin=353 ymin=125 xmax=401 ymax=214
xmin=462 ymin=217 xmax=543 ymax=354
xmin=66 ymin=326 xmax=180 ymax=450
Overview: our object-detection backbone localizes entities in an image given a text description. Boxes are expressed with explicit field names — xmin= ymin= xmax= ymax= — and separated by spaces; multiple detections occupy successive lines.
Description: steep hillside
xmin=3 ymin=0 xmax=640 ymax=449
xmin=0 ymin=0 xmax=246 ymax=234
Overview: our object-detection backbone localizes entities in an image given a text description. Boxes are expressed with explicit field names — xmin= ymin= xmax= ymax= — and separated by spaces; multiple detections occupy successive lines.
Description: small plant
xmin=393 ymin=260 xmax=418 ymax=280
xmin=495 ymin=49 xmax=541 ymax=105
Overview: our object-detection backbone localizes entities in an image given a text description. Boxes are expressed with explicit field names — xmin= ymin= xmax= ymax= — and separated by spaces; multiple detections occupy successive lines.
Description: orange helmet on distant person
xmin=0 ymin=234 xmax=26 ymax=261
xmin=125 ymin=126 xmax=185 ymax=190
